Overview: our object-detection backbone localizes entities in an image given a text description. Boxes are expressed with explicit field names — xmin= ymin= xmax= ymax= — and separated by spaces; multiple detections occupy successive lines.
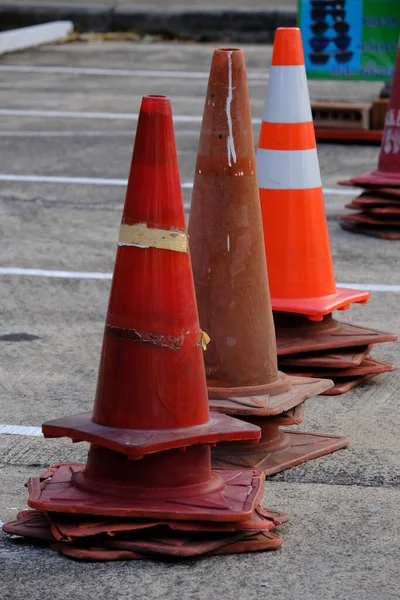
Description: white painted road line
xmin=0 ymin=64 xmax=268 ymax=81
xmin=338 ymin=283 xmax=400 ymax=292
xmin=0 ymin=173 xmax=355 ymax=195
xmin=0 ymin=424 xmax=42 ymax=436
xmin=0 ymin=129 xmax=201 ymax=138
xmin=0 ymin=268 xmax=112 ymax=279
xmin=0 ymin=174 xmax=127 ymax=186
xmin=0 ymin=108 xmax=203 ymax=122
xmin=0 ymin=108 xmax=257 ymax=125
xmin=0 ymin=267 xmax=399 ymax=292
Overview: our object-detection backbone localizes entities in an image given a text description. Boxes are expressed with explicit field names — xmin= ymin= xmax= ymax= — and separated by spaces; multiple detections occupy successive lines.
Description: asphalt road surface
xmin=0 ymin=40 xmax=399 ymax=600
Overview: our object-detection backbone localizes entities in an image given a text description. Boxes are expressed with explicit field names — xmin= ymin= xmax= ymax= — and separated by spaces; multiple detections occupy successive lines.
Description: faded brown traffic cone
xmin=188 ymin=48 xmax=349 ymax=475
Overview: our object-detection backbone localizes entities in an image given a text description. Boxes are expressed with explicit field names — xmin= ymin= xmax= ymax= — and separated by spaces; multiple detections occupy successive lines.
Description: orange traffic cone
xmin=3 ymin=95 xmax=288 ymax=559
xmin=257 ymin=28 xmax=397 ymax=394
xmin=256 ymin=27 xmax=369 ymax=321
xmin=30 ymin=95 xmax=261 ymax=519
xmin=188 ymin=47 xmax=348 ymax=474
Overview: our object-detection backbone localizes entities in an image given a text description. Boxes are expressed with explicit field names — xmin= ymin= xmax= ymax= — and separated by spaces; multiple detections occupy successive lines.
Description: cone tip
xmin=272 ymin=27 xmax=304 ymax=66
xmin=212 ymin=47 xmax=245 ymax=65
xmin=214 ymin=47 xmax=242 ymax=54
xmin=141 ymin=94 xmax=171 ymax=114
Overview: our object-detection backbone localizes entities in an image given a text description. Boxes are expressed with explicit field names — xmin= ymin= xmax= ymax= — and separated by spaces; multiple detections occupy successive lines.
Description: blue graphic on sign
xmin=300 ymin=0 xmax=363 ymax=77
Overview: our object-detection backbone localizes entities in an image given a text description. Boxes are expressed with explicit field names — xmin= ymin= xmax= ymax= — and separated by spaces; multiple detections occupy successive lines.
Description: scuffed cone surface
xmin=188 ymin=48 xmax=278 ymax=389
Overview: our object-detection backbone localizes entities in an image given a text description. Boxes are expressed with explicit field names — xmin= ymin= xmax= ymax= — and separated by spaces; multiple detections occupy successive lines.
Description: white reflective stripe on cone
xmin=261 ymin=65 xmax=313 ymax=124
xmin=257 ymin=148 xmax=322 ymax=190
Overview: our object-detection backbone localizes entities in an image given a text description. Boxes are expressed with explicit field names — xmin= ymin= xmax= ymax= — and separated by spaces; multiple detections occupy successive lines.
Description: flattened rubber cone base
xmin=3 ymin=507 xmax=285 ymax=560
xmin=2 ymin=510 xmax=54 ymax=541
xmin=46 ymin=504 xmax=287 ymax=541
xmin=209 ymin=374 xmax=333 ymax=417
xmin=275 ymin=313 xmax=397 ymax=356
xmin=212 ymin=429 xmax=349 ymax=476
xmin=26 ymin=462 xmax=265 ymax=522
xmin=51 ymin=530 xmax=283 ymax=560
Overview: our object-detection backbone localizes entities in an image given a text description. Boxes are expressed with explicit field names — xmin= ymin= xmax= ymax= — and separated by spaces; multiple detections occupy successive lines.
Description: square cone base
xmin=27 ymin=463 xmax=265 ymax=522
xmin=211 ymin=404 xmax=349 ymax=477
xmin=41 ymin=410 xmax=260 ymax=457
xmin=275 ymin=315 xmax=397 ymax=356
xmin=320 ymin=374 xmax=377 ymax=395
xmin=340 ymin=219 xmax=400 ymax=240
xmin=279 ymin=345 xmax=372 ymax=369
xmin=3 ymin=507 xmax=284 ymax=560
xmin=211 ymin=429 xmax=349 ymax=476
xmin=209 ymin=374 xmax=333 ymax=417
xmin=283 ymin=357 xmax=396 ymax=379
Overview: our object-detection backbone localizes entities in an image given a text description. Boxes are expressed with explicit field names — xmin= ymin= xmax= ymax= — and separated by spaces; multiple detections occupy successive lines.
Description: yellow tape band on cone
xmin=118 ymin=222 xmax=188 ymax=253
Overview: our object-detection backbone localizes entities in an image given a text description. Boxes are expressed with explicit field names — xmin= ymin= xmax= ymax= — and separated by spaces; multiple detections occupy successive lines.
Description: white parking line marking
xmin=0 ymin=108 xmax=203 ymax=122
xmin=0 ymin=108 xmax=252 ymax=124
xmin=0 ymin=174 xmax=127 ymax=186
xmin=0 ymin=129 xmax=200 ymax=138
xmin=338 ymin=283 xmax=400 ymax=292
xmin=0 ymin=424 xmax=42 ymax=436
xmin=0 ymin=173 xmax=355 ymax=194
xmin=0 ymin=64 xmax=268 ymax=81
xmin=0 ymin=268 xmax=112 ymax=279
xmin=0 ymin=267 xmax=398 ymax=291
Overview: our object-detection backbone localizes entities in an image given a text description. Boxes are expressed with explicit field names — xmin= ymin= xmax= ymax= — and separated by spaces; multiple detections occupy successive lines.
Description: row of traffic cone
xmin=2 ymin=28 xmax=396 ymax=561
xmin=339 ymin=36 xmax=400 ymax=240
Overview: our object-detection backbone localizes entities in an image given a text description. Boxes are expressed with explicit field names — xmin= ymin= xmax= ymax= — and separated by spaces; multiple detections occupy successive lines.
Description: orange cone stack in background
xmin=2 ymin=95 xmax=288 ymax=560
xmin=257 ymin=28 xmax=397 ymax=395
xmin=188 ymin=47 xmax=348 ymax=475
xmin=339 ymin=36 xmax=400 ymax=240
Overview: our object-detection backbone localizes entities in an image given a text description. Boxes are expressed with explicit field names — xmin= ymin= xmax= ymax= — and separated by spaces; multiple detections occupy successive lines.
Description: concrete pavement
xmin=0 ymin=40 xmax=399 ymax=600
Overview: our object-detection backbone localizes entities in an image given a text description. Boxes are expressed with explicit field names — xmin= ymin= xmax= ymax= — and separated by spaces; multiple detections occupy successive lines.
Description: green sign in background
xmin=298 ymin=0 xmax=400 ymax=80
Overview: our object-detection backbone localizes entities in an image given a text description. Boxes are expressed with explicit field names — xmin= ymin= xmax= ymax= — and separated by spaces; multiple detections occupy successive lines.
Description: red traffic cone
xmin=26 ymin=95 xmax=264 ymax=522
xmin=340 ymin=36 xmax=400 ymax=188
xmin=188 ymin=48 xmax=348 ymax=475
xmin=256 ymin=28 xmax=369 ymax=320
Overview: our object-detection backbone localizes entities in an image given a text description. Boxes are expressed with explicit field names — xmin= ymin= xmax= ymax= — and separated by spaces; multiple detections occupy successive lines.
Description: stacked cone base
xmin=287 ymin=357 xmax=396 ymax=379
xmin=275 ymin=313 xmax=397 ymax=395
xmin=339 ymin=187 xmax=400 ymax=240
xmin=279 ymin=345 xmax=373 ymax=369
xmin=51 ymin=531 xmax=282 ymax=561
xmin=3 ymin=499 xmax=286 ymax=561
xmin=211 ymin=404 xmax=349 ymax=476
xmin=319 ymin=374 xmax=377 ymax=395
xmin=26 ymin=446 xmax=265 ymax=521
xmin=208 ymin=373 xmax=333 ymax=416
xmin=340 ymin=220 xmax=400 ymax=240
xmin=275 ymin=313 xmax=397 ymax=356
